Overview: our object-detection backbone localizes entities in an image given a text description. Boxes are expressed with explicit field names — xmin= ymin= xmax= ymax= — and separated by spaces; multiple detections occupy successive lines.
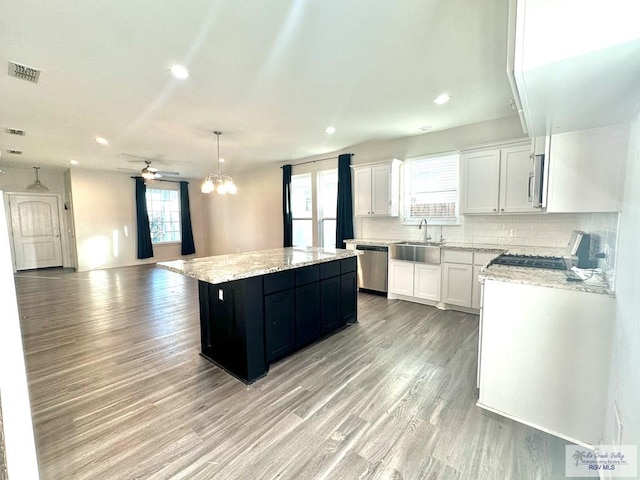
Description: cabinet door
xmin=499 ymin=144 xmax=535 ymax=213
xmin=265 ymin=290 xmax=295 ymax=362
xmin=320 ymin=276 xmax=342 ymax=334
xmin=442 ymin=263 xmax=473 ymax=307
xmin=295 ymin=283 xmax=320 ymax=348
xmin=471 ymin=264 xmax=483 ymax=309
xmin=340 ymin=271 xmax=357 ymax=324
xmin=461 ymin=149 xmax=501 ymax=214
xmin=414 ymin=264 xmax=441 ymax=302
xmin=388 ymin=260 xmax=414 ymax=296
xmin=371 ymin=164 xmax=391 ymax=215
xmin=353 ymin=167 xmax=372 ymax=216
xmin=547 ymin=124 xmax=627 ymax=213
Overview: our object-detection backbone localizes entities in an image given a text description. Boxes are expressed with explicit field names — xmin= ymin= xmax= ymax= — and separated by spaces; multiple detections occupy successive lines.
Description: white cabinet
xmin=443 ymin=250 xmax=500 ymax=309
xmin=461 ymin=142 xmax=535 ymax=214
xmin=388 ymin=260 xmax=414 ymax=296
xmin=546 ymin=124 xmax=628 ymax=213
xmin=352 ymin=160 xmax=401 ymax=216
xmin=414 ymin=264 xmax=441 ymax=302
xmin=478 ymin=279 xmax=614 ymax=446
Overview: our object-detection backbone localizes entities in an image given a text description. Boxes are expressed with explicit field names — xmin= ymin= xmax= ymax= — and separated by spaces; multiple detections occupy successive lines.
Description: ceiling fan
xmin=117 ymin=154 xmax=180 ymax=178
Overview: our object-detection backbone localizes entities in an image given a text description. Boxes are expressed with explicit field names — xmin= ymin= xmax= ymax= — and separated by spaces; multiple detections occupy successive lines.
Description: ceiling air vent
xmin=7 ymin=149 xmax=23 ymax=155
xmin=8 ymin=61 xmax=41 ymax=83
xmin=6 ymin=128 xmax=26 ymax=136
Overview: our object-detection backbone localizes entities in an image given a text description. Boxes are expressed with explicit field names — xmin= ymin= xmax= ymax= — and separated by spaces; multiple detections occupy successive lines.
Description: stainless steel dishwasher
xmin=356 ymin=245 xmax=388 ymax=294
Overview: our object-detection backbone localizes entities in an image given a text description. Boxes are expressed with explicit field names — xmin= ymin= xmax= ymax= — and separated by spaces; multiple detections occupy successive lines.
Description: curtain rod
xmin=130 ymin=176 xmax=187 ymax=185
xmin=281 ymin=153 xmax=354 ymax=168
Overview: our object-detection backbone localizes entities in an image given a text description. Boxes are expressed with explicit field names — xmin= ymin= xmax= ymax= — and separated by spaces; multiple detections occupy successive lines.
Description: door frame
xmin=3 ymin=191 xmax=72 ymax=272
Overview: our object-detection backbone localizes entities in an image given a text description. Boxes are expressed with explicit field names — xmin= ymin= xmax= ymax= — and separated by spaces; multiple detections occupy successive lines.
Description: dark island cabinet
xmin=265 ymin=289 xmax=295 ymax=363
xmin=198 ymin=257 xmax=358 ymax=384
xmin=295 ymin=283 xmax=320 ymax=348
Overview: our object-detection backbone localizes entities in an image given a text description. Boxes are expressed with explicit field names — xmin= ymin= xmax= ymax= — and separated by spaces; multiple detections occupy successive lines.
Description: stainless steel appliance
xmin=490 ymin=254 xmax=569 ymax=270
xmin=567 ymin=230 xmax=594 ymax=268
xmin=356 ymin=245 xmax=388 ymax=293
xmin=528 ymin=136 xmax=548 ymax=208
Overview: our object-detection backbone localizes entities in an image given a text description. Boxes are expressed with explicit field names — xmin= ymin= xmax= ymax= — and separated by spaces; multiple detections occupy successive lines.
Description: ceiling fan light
xmin=142 ymin=171 xmax=156 ymax=180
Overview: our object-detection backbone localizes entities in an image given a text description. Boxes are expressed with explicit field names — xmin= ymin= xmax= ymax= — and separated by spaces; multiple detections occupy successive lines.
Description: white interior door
xmin=8 ymin=193 xmax=63 ymax=270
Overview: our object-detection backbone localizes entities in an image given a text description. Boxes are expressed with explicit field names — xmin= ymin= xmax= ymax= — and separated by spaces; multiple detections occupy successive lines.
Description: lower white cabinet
xmin=414 ymin=264 xmax=441 ymax=302
xmin=442 ymin=263 xmax=473 ymax=306
xmin=471 ymin=265 xmax=483 ymax=309
xmin=388 ymin=260 xmax=414 ymax=296
xmin=478 ymin=279 xmax=614 ymax=446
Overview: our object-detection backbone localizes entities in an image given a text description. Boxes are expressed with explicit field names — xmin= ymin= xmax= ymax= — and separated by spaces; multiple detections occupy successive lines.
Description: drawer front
xmin=341 ymin=256 xmax=357 ymax=273
xmin=295 ymin=264 xmax=319 ymax=286
xmin=320 ymin=260 xmax=341 ymax=279
xmin=474 ymin=252 xmax=501 ymax=266
xmin=443 ymin=250 xmax=473 ymax=264
xmin=264 ymin=270 xmax=294 ymax=295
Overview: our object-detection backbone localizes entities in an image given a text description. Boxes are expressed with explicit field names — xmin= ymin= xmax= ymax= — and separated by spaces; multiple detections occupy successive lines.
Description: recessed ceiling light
xmin=325 ymin=126 xmax=336 ymax=135
xmin=419 ymin=126 xmax=432 ymax=131
xmin=170 ymin=64 xmax=189 ymax=80
xmin=69 ymin=159 xmax=79 ymax=165
xmin=95 ymin=136 xmax=109 ymax=145
xmin=219 ymin=158 xmax=225 ymax=163
xmin=434 ymin=94 xmax=451 ymax=105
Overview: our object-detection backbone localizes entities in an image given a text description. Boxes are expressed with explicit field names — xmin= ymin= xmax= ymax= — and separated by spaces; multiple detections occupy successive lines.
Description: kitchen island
xmin=158 ymin=247 xmax=361 ymax=383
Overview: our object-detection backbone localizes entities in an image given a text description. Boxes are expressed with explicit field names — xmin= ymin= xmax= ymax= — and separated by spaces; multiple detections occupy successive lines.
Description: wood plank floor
xmin=14 ymin=265 xmax=591 ymax=480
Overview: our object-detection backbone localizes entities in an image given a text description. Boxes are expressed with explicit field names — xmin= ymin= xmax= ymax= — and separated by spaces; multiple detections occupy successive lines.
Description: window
xmin=317 ymin=169 xmax=337 ymax=248
xmin=403 ymin=153 xmax=459 ymax=224
xmin=146 ymin=187 xmax=181 ymax=243
xmin=291 ymin=173 xmax=312 ymax=247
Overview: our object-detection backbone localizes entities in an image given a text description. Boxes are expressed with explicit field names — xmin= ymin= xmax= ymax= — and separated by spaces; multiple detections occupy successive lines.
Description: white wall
xmin=69 ymin=169 xmax=206 ymax=271
xmin=202 ymin=164 xmax=282 ymax=255
xmin=603 ymin=111 xmax=640 ymax=448
xmin=0 ymin=191 xmax=40 ymax=479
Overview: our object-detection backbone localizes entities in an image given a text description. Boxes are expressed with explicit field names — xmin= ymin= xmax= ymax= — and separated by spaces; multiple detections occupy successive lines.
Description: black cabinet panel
xmin=295 ymin=264 xmax=319 ymax=286
xmin=198 ymin=278 xmax=267 ymax=383
xmin=341 ymin=271 xmax=357 ymax=324
xmin=295 ymin=283 xmax=320 ymax=348
xmin=341 ymin=256 xmax=357 ymax=274
xmin=264 ymin=270 xmax=294 ymax=295
xmin=320 ymin=260 xmax=341 ymax=280
xmin=320 ymin=276 xmax=342 ymax=334
xmin=265 ymin=290 xmax=295 ymax=362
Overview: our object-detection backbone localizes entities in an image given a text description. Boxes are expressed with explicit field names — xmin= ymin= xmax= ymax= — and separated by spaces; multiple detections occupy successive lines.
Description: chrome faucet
xmin=418 ymin=218 xmax=431 ymax=242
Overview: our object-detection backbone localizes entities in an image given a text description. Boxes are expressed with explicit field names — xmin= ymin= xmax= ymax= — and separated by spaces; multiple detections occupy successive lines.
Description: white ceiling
xmin=0 ymin=0 xmax=515 ymax=179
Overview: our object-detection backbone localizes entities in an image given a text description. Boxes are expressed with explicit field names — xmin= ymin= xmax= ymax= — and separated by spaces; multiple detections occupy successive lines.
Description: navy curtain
xmin=283 ymin=164 xmax=293 ymax=247
xmin=179 ymin=181 xmax=196 ymax=255
xmin=135 ymin=177 xmax=154 ymax=259
xmin=335 ymin=153 xmax=354 ymax=249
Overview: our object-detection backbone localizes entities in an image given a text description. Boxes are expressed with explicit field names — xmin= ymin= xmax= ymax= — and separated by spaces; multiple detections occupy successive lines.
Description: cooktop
xmin=490 ymin=254 xmax=569 ymax=270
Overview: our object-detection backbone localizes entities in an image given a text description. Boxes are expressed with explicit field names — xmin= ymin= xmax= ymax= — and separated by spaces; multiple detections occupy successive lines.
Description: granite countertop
xmin=345 ymin=239 xmax=563 ymax=256
xmin=157 ymin=247 xmax=361 ymax=285
xmin=480 ymin=264 xmax=614 ymax=296
xmin=344 ymin=239 xmax=403 ymax=246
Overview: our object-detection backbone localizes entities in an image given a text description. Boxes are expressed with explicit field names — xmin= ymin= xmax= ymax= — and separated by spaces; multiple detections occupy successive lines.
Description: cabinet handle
xmin=501 ymin=208 xmax=504 ymax=211
xmin=527 ymin=171 xmax=534 ymax=202
xmin=493 ymin=208 xmax=497 ymax=212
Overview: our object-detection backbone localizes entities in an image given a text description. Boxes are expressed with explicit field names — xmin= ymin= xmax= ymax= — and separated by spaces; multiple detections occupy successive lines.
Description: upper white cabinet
xmin=546 ymin=124 xmax=628 ymax=213
xmin=461 ymin=142 xmax=535 ymax=214
xmin=352 ymin=160 xmax=401 ymax=217
xmin=508 ymin=0 xmax=640 ymax=136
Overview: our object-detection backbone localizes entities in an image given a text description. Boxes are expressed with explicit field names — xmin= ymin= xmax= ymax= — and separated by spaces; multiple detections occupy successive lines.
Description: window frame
xmin=145 ymin=183 xmax=182 ymax=245
xmin=291 ymin=173 xmax=313 ymax=247
xmin=317 ymin=168 xmax=338 ymax=248
xmin=402 ymin=152 xmax=460 ymax=226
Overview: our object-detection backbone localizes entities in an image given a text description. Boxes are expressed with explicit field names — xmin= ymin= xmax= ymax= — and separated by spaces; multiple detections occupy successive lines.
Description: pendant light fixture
xmin=26 ymin=166 xmax=49 ymax=191
xmin=201 ymin=131 xmax=237 ymax=195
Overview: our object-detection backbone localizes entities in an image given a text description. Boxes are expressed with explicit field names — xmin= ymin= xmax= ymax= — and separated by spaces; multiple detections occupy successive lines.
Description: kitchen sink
xmin=390 ymin=242 xmax=441 ymax=264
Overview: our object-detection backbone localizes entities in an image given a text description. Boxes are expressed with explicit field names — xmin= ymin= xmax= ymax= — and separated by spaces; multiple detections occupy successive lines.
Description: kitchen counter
xmin=479 ymin=263 xmax=613 ymax=296
xmin=157 ymin=247 xmax=360 ymax=285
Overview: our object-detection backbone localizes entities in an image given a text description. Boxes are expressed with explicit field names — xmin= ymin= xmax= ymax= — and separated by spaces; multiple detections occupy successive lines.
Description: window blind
xmin=403 ymin=153 xmax=459 ymax=223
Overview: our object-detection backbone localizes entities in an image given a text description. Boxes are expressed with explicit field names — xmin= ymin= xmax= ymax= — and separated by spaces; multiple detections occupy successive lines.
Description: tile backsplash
xmin=356 ymin=212 xmax=620 ymax=286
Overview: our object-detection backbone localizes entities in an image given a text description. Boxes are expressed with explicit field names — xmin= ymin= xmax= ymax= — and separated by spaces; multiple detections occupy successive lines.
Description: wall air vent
xmin=8 ymin=61 xmax=41 ymax=83
xmin=6 ymin=128 xmax=26 ymax=136
xmin=7 ymin=149 xmax=23 ymax=155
